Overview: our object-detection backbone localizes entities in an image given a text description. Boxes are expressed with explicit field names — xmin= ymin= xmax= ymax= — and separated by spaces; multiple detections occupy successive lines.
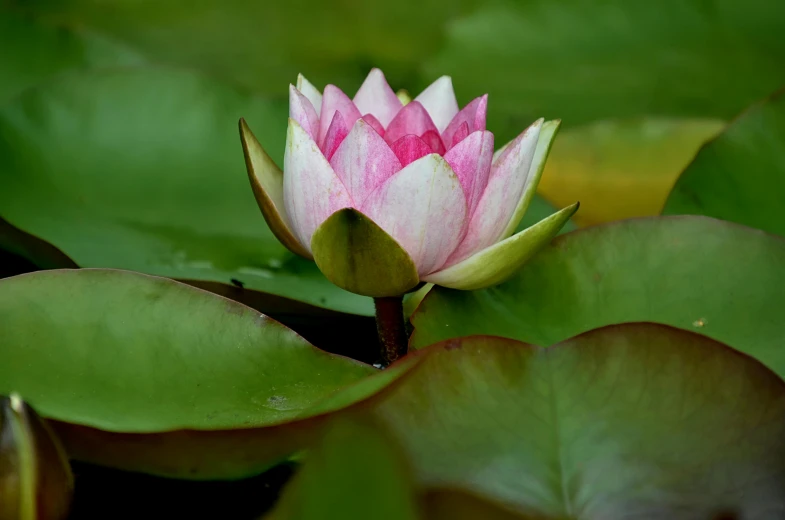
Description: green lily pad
xmin=363 ymin=326 xmax=785 ymax=517
xmin=267 ymin=413 xmax=530 ymax=520
xmin=411 ymin=216 xmax=785 ymax=379
xmin=266 ymin=416 xmax=420 ymax=520
xmin=663 ymin=90 xmax=785 ymax=236
xmin=0 ymin=66 xmax=373 ymax=315
xmin=0 ymin=6 xmax=144 ymax=103
xmin=427 ymin=0 xmax=785 ymax=142
xmin=0 ymin=269 xmax=410 ymax=479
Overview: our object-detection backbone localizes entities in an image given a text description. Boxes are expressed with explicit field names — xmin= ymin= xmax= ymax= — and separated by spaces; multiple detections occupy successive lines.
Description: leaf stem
xmin=374 ymin=296 xmax=408 ymax=366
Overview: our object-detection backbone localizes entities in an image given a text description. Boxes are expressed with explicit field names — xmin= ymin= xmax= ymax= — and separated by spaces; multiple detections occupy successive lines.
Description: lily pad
xmin=539 ymin=118 xmax=723 ymax=227
xmin=411 ymin=216 xmax=785 ymax=379
xmin=427 ymin=0 xmax=785 ymax=141
xmin=663 ymin=90 xmax=785 ymax=237
xmin=0 ymin=269 xmax=412 ymax=479
xmin=366 ymin=327 xmax=785 ymax=517
xmin=266 ymin=416 xmax=420 ymax=520
xmin=0 ymin=66 xmax=372 ymax=315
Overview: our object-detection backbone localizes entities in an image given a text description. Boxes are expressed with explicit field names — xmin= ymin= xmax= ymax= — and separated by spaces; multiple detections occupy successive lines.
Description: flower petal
xmin=390 ymin=135 xmax=433 ymax=167
xmin=318 ymin=85 xmax=361 ymax=148
xmin=352 ymin=68 xmax=403 ymax=128
xmin=322 ymin=111 xmax=349 ymax=161
xmin=442 ymin=119 xmax=542 ymax=266
xmin=424 ymin=202 xmax=579 ymax=290
xmin=420 ymin=129 xmax=446 ymax=155
xmin=296 ymin=74 xmax=322 ymax=117
xmin=239 ymin=118 xmax=311 ymax=259
xmin=311 ymin=208 xmax=419 ymax=297
xmin=442 ymin=94 xmax=488 ymax=150
xmin=284 ymin=118 xmax=352 ymax=251
xmin=501 ymin=119 xmax=562 ymax=239
xmin=384 ymin=101 xmax=440 ymax=147
xmin=289 ymin=84 xmax=319 ymax=141
xmin=362 ymin=113 xmax=385 ymax=138
xmin=443 ymin=130 xmax=495 ymax=218
xmin=414 ymin=76 xmax=459 ymax=133
xmin=330 ymin=119 xmax=402 ymax=205
xmin=361 ymin=154 xmax=466 ymax=276
xmin=451 ymin=121 xmax=470 ymax=148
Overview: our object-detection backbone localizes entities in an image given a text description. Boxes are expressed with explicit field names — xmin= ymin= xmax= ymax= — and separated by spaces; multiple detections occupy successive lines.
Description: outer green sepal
xmin=424 ymin=202 xmax=579 ymax=290
xmin=239 ymin=118 xmax=312 ymax=259
xmin=0 ymin=394 xmax=73 ymax=520
xmin=311 ymin=209 xmax=420 ymax=297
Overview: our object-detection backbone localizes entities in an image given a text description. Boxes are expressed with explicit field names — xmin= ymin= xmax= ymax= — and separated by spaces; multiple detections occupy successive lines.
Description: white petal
xmin=283 ymin=118 xmax=352 ymax=251
xmin=296 ymin=73 xmax=322 ymax=117
xmin=352 ymin=68 xmax=403 ymax=127
xmin=414 ymin=76 xmax=459 ymax=133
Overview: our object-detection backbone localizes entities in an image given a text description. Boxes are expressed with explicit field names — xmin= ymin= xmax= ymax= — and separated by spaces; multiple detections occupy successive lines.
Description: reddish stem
xmin=374 ymin=296 xmax=408 ymax=366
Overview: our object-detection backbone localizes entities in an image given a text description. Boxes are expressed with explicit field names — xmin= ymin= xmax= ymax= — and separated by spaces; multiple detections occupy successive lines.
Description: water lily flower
xmin=240 ymin=69 xmax=578 ymax=298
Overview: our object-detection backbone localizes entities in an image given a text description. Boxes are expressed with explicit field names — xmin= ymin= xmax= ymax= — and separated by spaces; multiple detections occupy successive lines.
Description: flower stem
xmin=374 ymin=296 xmax=408 ymax=366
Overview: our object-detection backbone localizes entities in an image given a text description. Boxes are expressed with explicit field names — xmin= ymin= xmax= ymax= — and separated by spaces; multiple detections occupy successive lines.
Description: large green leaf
xmin=266 ymin=416 xmax=420 ymax=520
xmin=362 ymin=327 xmax=785 ymax=517
xmin=0 ymin=67 xmax=372 ymax=315
xmin=428 ymin=0 xmax=785 ymax=141
xmin=411 ymin=216 xmax=785 ymax=379
xmin=0 ymin=269 xmax=408 ymax=479
xmin=0 ymin=6 xmax=143 ymax=103
xmin=663 ymin=90 xmax=785 ymax=236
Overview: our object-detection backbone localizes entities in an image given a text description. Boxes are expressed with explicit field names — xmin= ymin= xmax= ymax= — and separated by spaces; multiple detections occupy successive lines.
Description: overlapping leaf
xmin=411 ymin=216 xmax=785 ymax=379
xmin=0 ymin=269 xmax=412 ymax=479
xmin=664 ymin=90 xmax=785 ymax=236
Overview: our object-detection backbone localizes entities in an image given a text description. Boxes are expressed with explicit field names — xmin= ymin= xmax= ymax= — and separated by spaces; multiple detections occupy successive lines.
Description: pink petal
xmin=353 ymin=68 xmax=403 ymax=128
xmin=330 ymin=118 xmax=402 ymax=205
xmin=284 ymin=118 xmax=353 ymax=251
xmin=441 ymin=120 xmax=542 ymax=267
xmin=390 ymin=135 xmax=433 ymax=167
xmin=420 ymin=130 xmax=446 ymax=155
xmin=443 ymin=130 xmax=494 ymax=218
xmin=289 ymin=84 xmax=320 ymax=141
xmin=318 ymin=85 xmax=362 ymax=148
xmin=451 ymin=122 xmax=470 ymax=149
xmin=441 ymin=94 xmax=488 ymax=150
xmin=322 ymin=111 xmax=349 ymax=161
xmin=361 ymin=154 xmax=466 ymax=276
xmin=362 ymin=113 xmax=385 ymax=138
xmin=384 ymin=101 xmax=440 ymax=147
xmin=414 ymin=76 xmax=459 ymax=133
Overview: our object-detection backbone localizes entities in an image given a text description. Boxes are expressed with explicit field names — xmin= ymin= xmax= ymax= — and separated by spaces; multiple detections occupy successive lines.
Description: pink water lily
xmin=240 ymin=69 xmax=578 ymax=297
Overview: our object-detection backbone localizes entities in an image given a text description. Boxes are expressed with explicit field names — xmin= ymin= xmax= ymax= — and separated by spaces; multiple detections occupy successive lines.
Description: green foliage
xmin=412 ymin=216 xmax=785 ymax=378
xmin=0 ymin=269 xmax=392 ymax=478
xmin=664 ymin=90 xmax=785 ymax=235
